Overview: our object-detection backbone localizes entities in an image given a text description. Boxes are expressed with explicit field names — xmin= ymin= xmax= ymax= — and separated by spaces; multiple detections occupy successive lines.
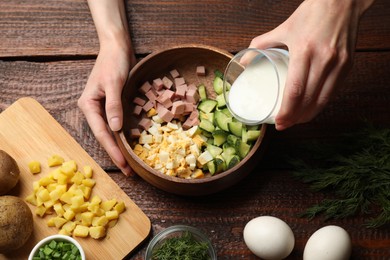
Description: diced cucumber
xmin=216 ymin=93 xmax=226 ymax=108
xmin=214 ymin=110 xmax=232 ymax=132
xmin=213 ymin=76 xmax=224 ymax=95
xmin=207 ymin=160 xmax=216 ymax=175
xmin=227 ymin=155 xmax=240 ymax=169
xmin=236 ymin=139 xmax=251 ymax=159
xmin=227 ymin=134 xmax=239 ymax=146
xmin=214 ymin=157 xmax=225 ymax=174
xmin=206 ymin=144 xmax=223 ymax=157
xmin=247 ymin=130 xmax=261 ymax=142
xmin=198 ymin=84 xmax=207 ymax=101
xmin=221 ymin=146 xmax=236 ymax=163
xmin=241 ymin=128 xmax=248 ymax=143
xmin=206 ymin=138 xmax=214 ymax=145
xmin=228 ymin=121 xmax=243 ymax=137
xmin=199 ymin=111 xmax=214 ymax=123
xmin=198 ymin=150 xmax=214 ymax=165
xmin=198 ymin=99 xmax=217 ymax=113
xmin=247 ymin=125 xmax=260 ymax=130
xmin=199 ymin=118 xmax=215 ymax=133
xmin=220 ymin=107 xmax=233 ymax=117
xmin=212 ymin=129 xmax=228 ymax=146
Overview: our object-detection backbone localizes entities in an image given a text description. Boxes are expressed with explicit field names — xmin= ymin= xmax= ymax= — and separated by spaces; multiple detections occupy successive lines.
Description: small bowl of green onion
xmin=145 ymin=225 xmax=216 ymax=260
xmin=28 ymin=234 xmax=85 ymax=260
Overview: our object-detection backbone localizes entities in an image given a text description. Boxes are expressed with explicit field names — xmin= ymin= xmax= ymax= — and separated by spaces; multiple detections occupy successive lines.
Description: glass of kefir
xmin=223 ymin=48 xmax=289 ymax=125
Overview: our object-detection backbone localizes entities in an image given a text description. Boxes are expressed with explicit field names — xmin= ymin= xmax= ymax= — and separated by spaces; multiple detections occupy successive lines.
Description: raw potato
xmin=0 ymin=196 xmax=33 ymax=252
xmin=0 ymin=150 xmax=20 ymax=195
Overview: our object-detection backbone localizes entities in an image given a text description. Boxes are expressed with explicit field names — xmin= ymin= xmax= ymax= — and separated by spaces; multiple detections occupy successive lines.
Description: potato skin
xmin=0 ymin=150 xmax=20 ymax=195
xmin=0 ymin=196 xmax=33 ymax=252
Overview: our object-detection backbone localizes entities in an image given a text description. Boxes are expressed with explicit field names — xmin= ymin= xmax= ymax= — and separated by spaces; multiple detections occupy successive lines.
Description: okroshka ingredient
xmin=0 ymin=195 xmax=33 ymax=252
xmin=303 ymin=225 xmax=352 ymax=260
xmin=0 ymin=150 xmax=20 ymax=195
xmin=243 ymin=216 xmax=295 ymax=260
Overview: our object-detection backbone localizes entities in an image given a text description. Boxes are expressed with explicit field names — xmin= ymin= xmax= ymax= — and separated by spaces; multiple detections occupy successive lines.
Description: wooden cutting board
xmin=0 ymin=97 xmax=151 ymax=260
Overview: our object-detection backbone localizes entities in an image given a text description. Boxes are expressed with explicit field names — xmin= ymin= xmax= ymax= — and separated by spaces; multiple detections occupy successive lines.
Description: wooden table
xmin=1 ymin=0 xmax=390 ymax=259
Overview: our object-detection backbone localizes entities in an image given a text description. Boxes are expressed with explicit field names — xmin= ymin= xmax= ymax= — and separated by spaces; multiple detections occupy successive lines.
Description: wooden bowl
xmin=114 ymin=44 xmax=268 ymax=196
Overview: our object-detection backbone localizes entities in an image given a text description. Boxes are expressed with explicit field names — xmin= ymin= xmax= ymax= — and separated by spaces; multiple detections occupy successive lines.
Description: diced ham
xmin=133 ymin=97 xmax=146 ymax=106
xmin=170 ymin=69 xmax=180 ymax=78
xmin=187 ymin=84 xmax=197 ymax=91
xmin=130 ymin=128 xmax=141 ymax=138
xmin=188 ymin=109 xmax=199 ymax=120
xmin=139 ymin=81 xmax=152 ymax=94
xmin=143 ymin=100 xmax=154 ymax=112
xmin=157 ymin=106 xmax=174 ymax=123
xmin=145 ymin=89 xmax=157 ymax=102
xmin=184 ymin=102 xmax=194 ymax=113
xmin=153 ymin=78 xmax=164 ymax=90
xmin=161 ymin=98 xmax=173 ymax=109
xmin=138 ymin=118 xmax=152 ymax=130
xmin=174 ymin=77 xmax=185 ymax=87
xmin=175 ymin=84 xmax=187 ymax=98
xmin=186 ymin=87 xmax=200 ymax=104
xmin=182 ymin=116 xmax=199 ymax=130
xmin=162 ymin=76 xmax=173 ymax=89
xmin=133 ymin=105 xmax=143 ymax=116
xmin=171 ymin=100 xmax=186 ymax=116
xmin=196 ymin=66 xmax=206 ymax=76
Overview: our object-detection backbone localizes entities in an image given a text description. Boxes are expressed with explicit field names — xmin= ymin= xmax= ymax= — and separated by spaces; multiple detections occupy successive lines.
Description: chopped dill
xmin=288 ymin=124 xmax=390 ymax=228
xmin=152 ymin=231 xmax=211 ymax=260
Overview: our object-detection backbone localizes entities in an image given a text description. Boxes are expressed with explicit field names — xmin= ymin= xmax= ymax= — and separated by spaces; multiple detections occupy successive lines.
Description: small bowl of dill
xmin=144 ymin=225 xmax=216 ymax=260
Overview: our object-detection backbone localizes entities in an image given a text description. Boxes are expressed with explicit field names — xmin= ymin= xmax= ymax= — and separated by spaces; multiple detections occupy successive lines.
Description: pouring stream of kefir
xmin=228 ymin=51 xmax=288 ymax=124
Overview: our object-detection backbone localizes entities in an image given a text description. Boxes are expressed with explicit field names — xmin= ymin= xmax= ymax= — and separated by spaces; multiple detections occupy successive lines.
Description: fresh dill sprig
xmin=289 ymin=124 xmax=390 ymax=228
xmin=152 ymin=231 xmax=210 ymax=260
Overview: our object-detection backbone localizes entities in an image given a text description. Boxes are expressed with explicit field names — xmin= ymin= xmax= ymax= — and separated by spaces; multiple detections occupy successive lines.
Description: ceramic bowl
xmin=28 ymin=234 xmax=85 ymax=260
xmin=114 ymin=44 xmax=268 ymax=196
xmin=144 ymin=225 xmax=216 ymax=260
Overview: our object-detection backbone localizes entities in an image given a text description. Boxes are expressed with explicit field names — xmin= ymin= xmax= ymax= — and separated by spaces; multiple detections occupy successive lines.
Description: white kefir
xmin=226 ymin=49 xmax=288 ymax=124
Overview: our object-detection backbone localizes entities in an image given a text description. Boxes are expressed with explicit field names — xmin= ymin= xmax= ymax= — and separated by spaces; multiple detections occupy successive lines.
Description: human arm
xmin=249 ymin=0 xmax=376 ymax=130
xmin=78 ymin=0 xmax=136 ymax=176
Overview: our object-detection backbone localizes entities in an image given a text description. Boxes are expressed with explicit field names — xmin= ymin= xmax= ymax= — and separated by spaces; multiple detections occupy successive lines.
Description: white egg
xmin=243 ymin=216 xmax=295 ymax=260
xmin=303 ymin=225 xmax=352 ymax=260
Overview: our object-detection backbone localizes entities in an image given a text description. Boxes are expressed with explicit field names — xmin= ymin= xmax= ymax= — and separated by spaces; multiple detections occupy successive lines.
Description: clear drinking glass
xmin=223 ymin=48 xmax=289 ymax=125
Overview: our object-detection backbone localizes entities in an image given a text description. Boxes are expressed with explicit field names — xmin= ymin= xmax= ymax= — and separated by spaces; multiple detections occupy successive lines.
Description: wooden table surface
xmin=1 ymin=0 xmax=390 ymax=259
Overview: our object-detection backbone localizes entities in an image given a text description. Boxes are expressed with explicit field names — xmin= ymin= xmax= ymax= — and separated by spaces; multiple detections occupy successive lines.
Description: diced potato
xmin=25 ymin=194 xmax=37 ymax=206
xmin=53 ymin=217 xmax=67 ymax=229
xmin=82 ymin=178 xmax=96 ymax=188
xmin=89 ymin=226 xmax=106 ymax=239
xmin=60 ymin=191 xmax=73 ymax=204
xmin=73 ymin=225 xmax=89 ymax=237
xmin=71 ymin=171 xmax=85 ymax=185
xmin=114 ymin=201 xmax=126 ymax=214
xmin=37 ymin=189 xmax=51 ymax=202
xmin=81 ymin=212 xmax=94 ymax=226
xmin=35 ymin=205 xmax=47 ymax=217
xmin=100 ymin=199 xmax=117 ymax=211
xmin=26 ymin=155 xmax=126 ymax=239
xmin=28 ymin=161 xmax=41 ymax=174
xmin=71 ymin=195 xmax=84 ymax=208
xmin=92 ymin=216 xmax=108 ymax=227
xmin=53 ymin=203 xmax=65 ymax=216
xmin=48 ymin=155 xmax=64 ymax=167
xmin=38 ymin=176 xmax=54 ymax=187
xmin=83 ymin=165 xmax=93 ymax=178
xmin=79 ymin=185 xmax=92 ymax=200
xmin=62 ymin=221 xmax=76 ymax=233
xmin=64 ymin=209 xmax=76 ymax=221
xmin=105 ymin=210 xmax=119 ymax=221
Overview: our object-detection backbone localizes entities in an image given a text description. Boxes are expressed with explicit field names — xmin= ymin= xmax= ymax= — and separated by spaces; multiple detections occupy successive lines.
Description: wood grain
xmin=0 ymin=98 xmax=150 ymax=260
xmin=0 ymin=0 xmax=389 ymax=57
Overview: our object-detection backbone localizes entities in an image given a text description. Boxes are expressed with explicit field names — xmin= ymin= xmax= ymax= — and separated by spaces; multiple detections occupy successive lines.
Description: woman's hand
xmin=78 ymin=0 xmax=136 ymax=176
xmin=249 ymin=0 xmax=375 ymax=130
